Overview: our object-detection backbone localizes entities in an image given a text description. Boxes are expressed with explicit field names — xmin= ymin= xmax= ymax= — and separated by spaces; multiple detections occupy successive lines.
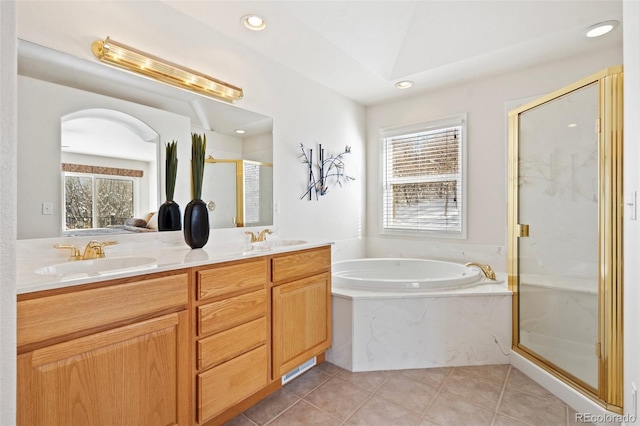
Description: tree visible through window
xmin=382 ymin=116 xmax=466 ymax=236
xmin=64 ymin=173 xmax=135 ymax=229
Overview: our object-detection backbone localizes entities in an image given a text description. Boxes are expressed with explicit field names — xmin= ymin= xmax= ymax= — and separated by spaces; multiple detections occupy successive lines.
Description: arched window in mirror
xmin=60 ymin=109 xmax=159 ymax=234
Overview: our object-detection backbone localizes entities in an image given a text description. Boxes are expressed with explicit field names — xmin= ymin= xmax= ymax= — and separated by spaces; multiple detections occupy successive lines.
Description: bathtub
xmin=332 ymin=258 xmax=484 ymax=291
xmin=326 ymin=258 xmax=513 ymax=372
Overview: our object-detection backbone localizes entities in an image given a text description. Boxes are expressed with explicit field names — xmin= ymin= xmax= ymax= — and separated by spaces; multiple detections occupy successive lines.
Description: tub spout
xmin=465 ymin=262 xmax=496 ymax=280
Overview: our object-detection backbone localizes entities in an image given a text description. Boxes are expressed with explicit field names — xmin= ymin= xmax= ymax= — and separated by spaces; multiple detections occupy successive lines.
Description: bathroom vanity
xmin=16 ymin=241 xmax=332 ymax=426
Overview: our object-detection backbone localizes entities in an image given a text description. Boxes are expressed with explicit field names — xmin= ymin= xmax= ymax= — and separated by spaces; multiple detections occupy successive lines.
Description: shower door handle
xmin=517 ymin=224 xmax=530 ymax=237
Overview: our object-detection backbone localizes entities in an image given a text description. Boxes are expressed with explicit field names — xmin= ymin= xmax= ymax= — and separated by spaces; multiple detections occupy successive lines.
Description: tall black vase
xmin=158 ymin=200 xmax=181 ymax=231
xmin=184 ymin=199 xmax=210 ymax=249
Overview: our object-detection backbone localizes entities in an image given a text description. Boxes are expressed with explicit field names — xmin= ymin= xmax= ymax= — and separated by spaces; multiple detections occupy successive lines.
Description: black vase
xmin=184 ymin=199 xmax=210 ymax=249
xmin=158 ymin=200 xmax=181 ymax=231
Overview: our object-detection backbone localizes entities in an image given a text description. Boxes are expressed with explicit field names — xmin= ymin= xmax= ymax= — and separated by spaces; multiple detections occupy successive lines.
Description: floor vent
xmin=281 ymin=357 xmax=317 ymax=385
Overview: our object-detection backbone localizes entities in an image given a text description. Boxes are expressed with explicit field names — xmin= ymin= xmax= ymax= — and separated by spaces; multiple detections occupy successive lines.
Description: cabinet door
xmin=17 ymin=311 xmax=189 ymax=426
xmin=272 ymin=272 xmax=332 ymax=378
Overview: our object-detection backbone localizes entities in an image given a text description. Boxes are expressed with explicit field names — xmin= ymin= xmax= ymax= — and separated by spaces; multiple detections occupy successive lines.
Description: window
xmin=243 ymin=162 xmax=261 ymax=225
xmin=63 ymin=165 xmax=141 ymax=230
xmin=381 ymin=114 xmax=466 ymax=237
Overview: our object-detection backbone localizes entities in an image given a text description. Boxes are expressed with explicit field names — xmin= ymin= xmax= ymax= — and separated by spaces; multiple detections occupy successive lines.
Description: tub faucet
xmin=465 ymin=262 xmax=497 ymax=280
xmin=82 ymin=240 xmax=118 ymax=260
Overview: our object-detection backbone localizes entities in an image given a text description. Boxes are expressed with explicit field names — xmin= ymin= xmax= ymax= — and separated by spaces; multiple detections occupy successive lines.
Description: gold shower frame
xmin=507 ymin=66 xmax=623 ymax=412
xmin=205 ymin=158 xmax=273 ymax=227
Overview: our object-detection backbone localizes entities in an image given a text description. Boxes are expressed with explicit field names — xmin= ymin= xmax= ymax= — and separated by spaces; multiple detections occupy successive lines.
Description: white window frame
xmin=379 ymin=113 xmax=467 ymax=239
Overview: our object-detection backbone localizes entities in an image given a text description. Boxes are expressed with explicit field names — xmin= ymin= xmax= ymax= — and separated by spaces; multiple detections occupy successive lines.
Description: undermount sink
xmin=250 ymin=240 xmax=307 ymax=250
xmin=35 ymin=256 xmax=158 ymax=277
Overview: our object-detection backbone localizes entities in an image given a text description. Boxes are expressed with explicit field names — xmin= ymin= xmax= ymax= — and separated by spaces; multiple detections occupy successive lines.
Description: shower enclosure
xmin=508 ymin=66 xmax=623 ymax=411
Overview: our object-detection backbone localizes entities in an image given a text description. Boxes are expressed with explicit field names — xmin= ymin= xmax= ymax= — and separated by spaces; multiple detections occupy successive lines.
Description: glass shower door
xmin=516 ymin=82 xmax=599 ymax=390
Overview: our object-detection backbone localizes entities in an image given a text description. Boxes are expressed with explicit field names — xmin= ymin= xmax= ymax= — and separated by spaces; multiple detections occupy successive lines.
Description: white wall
xmin=366 ymin=46 xmax=622 ymax=272
xmin=243 ymin=133 xmax=273 ymax=163
xmin=0 ymin=1 xmax=17 ymax=424
xmin=16 ymin=1 xmax=366 ymax=254
xmin=624 ymin=1 xmax=640 ymax=422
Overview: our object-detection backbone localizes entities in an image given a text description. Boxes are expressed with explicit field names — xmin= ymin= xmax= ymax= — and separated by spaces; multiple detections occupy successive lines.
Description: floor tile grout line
xmin=262 ymin=399 xmax=322 ymax=426
xmin=286 ymin=370 xmax=332 ymax=399
xmin=490 ymin=364 xmax=512 ymax=426
xmin=240 ymin=412 xmax=259 ymax=426
xmin=336 ymin=372 xmax=393 ymax=425
xmin=416 ymin=365 xmax=457 ymax=424
xmin=507 ymin=366 xmax=570 ymax=403
xmin=260 ymin=370 xmax=333 ymax=425
xmin=296 ymin=396 xmax=350 ymax=424
xmin=296 ymin=372 xmax=393 ymax=426
xmin=457 ymin=366 xmax=511 ymax=385
xmin=490 ymin=365 xmax=545 ymax=426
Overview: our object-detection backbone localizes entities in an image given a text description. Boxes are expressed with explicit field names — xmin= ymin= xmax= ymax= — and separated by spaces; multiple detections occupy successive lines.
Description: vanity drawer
xmin=197 ymin=289 xmax=267 ymax=336
xmin=197 ymin=345 xmax=268 ymax=422
xmin=17 ymin=273 xmax=188 ymax=349
xmin=197 ymin=316 xmax=267 ymax=370
xmin=197 ymin=258 xmax=268 ymax=301
xmin=271 ymin=246 xmax=331 ymax=284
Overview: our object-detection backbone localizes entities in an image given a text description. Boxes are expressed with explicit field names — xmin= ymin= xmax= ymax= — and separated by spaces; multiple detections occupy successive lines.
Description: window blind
xmin=244 ymin=163 xmax=260 ymax=225
xmin=382 ymin=124 xmax=463 ymax=234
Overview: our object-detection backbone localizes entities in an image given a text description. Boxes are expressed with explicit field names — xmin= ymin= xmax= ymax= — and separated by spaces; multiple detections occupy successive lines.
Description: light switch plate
xmin=42 ymin=202 xmax=53 ymax=215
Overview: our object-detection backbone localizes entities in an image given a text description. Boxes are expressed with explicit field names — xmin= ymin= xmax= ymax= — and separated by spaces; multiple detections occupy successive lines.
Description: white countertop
xmin=17 ymin=230 xmax=333 ymax=294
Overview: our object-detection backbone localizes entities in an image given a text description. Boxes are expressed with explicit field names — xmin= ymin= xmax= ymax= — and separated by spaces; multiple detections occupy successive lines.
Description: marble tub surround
xmin=328 ymin=274 xmax=512 ymax=372
xmin=17 ymin=228 xmax=331 ymax=294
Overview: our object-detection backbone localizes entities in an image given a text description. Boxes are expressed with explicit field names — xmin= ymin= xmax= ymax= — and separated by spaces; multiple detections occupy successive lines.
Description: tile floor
xmin=225 ymin=362 xmax=593 ymax=426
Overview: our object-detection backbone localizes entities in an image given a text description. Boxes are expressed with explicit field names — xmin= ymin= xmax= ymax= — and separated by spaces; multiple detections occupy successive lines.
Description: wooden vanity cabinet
xmin=16 ymin=245 xmax=333 ymax=426
xmin=271 ymin=246 xmax=332 ymax=378
xmin=16 ymin=271 xmax=190 ymax=426
xmin=194 ymin=257 xmax=271 ymax=425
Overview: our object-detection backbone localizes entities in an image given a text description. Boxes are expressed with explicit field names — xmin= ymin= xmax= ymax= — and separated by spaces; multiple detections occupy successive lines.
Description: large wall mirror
xmin=17 ymin=40 xmax=273 ymax=239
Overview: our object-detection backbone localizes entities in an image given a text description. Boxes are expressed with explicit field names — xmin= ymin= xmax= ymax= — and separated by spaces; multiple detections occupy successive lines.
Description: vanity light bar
xmin=91 ymin=37 xmax=243 ymax=103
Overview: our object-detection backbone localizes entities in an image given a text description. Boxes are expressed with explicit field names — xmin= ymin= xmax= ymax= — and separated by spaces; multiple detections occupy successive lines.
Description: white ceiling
xmin=163 ymin=0 xmax=623 ymax=106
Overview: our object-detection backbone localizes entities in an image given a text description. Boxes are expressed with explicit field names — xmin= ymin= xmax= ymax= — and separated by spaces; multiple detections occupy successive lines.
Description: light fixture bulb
xmin=235 ymin=129 xmax=246 ymax=134
xmin=585 ymin=20 xmax=619 ymax=38
xmin=395 ymin=80 xmax=413 ymax=90
xmin=242 ymin=14 xmax=267 ymax=31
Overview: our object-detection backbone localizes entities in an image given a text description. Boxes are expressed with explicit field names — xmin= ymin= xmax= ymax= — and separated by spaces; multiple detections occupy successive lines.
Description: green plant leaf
xmin=165 ymin=140 xmax=178 ymax=201
xmin=191 ymin=133 xmax=206 ymax=200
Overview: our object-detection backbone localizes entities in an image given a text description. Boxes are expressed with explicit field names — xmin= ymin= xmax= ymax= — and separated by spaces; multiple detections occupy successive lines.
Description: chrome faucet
xmin=245 ymin=229 xmax=273 ymax=243
xmin=465 ymin=262 xmax=497 ymax=280
xmin=81 ymin=240 xmax=118 ymax=260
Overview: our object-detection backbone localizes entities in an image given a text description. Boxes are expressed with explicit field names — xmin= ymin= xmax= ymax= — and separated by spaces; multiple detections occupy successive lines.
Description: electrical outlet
xmin=42 ymin=202 xmax=53 ymax=215
xmin=273 ymin=201 xmax=280 ymax=215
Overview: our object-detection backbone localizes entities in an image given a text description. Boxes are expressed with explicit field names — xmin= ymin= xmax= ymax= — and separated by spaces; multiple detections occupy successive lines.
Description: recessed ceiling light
xmin=585 ymin=20 xmax=619 ymax=38
xmin=395 ymin=80 xmax=413 ymax=90
xmin=568 ymin=123 xmax=578 ymax=128
xmin=235 ymin=129 xmax=246 ymax=134
xmin=241 ymin=14 xmax=266 ymax=31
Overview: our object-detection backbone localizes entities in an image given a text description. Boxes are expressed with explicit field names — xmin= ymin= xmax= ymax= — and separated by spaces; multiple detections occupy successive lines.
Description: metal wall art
xmin=299 ymin=143 xmax=354 ymax=200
